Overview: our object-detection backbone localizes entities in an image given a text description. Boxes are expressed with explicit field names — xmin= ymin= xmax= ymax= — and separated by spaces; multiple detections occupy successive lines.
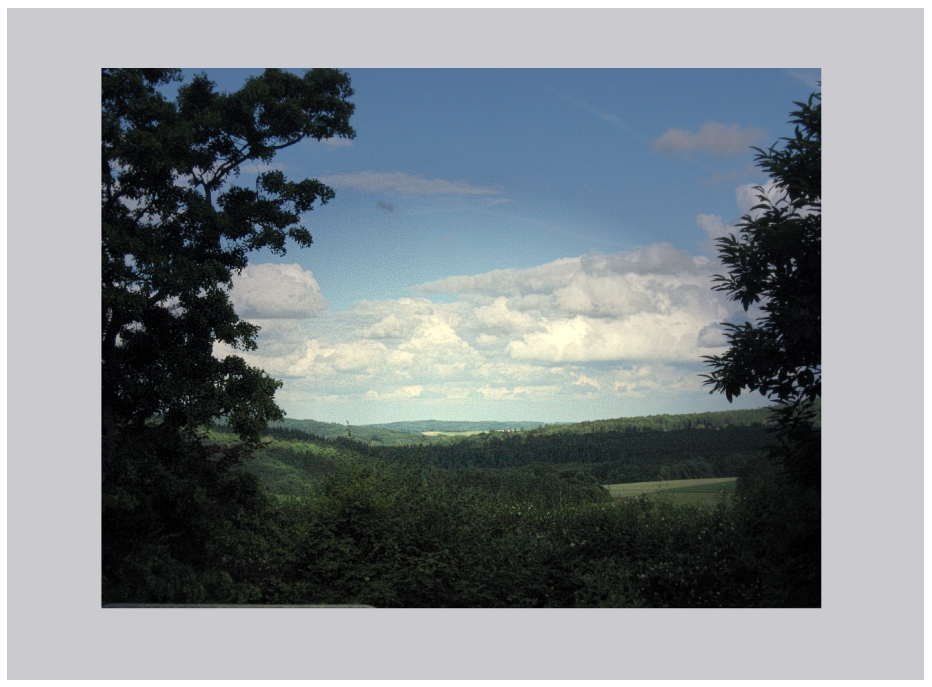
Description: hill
xmin=368 ymin=420 xmax=550 ymax=434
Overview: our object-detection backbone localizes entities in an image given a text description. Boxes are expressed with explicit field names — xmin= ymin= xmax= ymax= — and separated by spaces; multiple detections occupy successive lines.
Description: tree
xmin=701 ymin=90 xmax=820 ymax=487
xmin=702 ymin=91 xmax=820 ymax=408
xmin=102 ymin=69 xmax=355 ymax=604
xmin=102 ymin=68 xmax=355 ymax=442
xmin=701 ymin=91 xmax=821 ymax=607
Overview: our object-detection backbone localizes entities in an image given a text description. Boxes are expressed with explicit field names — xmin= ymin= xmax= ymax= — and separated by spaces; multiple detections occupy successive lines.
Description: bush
xmin=102 ymin=424 xmax=273 ymax=604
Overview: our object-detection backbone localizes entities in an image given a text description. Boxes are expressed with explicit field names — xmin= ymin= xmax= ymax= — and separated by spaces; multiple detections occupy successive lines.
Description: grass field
xmin=605 ymin=477 xmax=737 ymax=507
xmin=421 ymin=430 xmax=492 ymax=437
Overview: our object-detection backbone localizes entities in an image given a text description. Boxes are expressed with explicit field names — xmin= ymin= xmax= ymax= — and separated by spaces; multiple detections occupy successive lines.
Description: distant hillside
xmin=263 ymin=404 xmax=819 ymax=443
xmin=529 ymin=406 xmax=781 ymax=436
xmin=266 ymin=418 xmax=422 ymax=446
xmin=215 ymin=402 xmax=820 ymax=493
xmin=368 ymin=420 xmax=550 ymax=434
xmin=238 ymin=401 xmax=819 ymax=448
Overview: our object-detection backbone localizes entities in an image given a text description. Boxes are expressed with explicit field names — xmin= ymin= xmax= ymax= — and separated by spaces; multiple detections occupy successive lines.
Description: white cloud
xmin=697 ymin=180 xmax=789 ymax=249
xmin=365 ymin=385 xmax=423 ymax=400
xmin=216 ymin=243 xmax=751 ymax=421
xmin=652 ymin=122 xmax=767 ymax=156
xmin=417 ymin=244 xmax=730 ymax=365
xmin=611 ymin=364 xmax=705 ymax=397
xmin=473 ymin=297 xmax=540 ymax=332
xmin=736 ymin=179 xmax=789 ymax=218
xmin=505 ymin=309 xmax=722 ymax=364
xmin=418 ymin=257 xmax=580 ymax=297
xmin=230 ymin=263 xmax=328 ymax=320
xmin=318 ymin=171 xmax=501 ymax=196
xmin=476 ymin=385 xmax=561 ymax=401
xmin=321 ymin=137 xmax=353 ymax=148
xmin=697 ymin=213 xmax=733 ymax=242
xmin=697 ymin=323 xmax=729 ymax=348
xmin=573 ymin=374 xmax=601 ymax=390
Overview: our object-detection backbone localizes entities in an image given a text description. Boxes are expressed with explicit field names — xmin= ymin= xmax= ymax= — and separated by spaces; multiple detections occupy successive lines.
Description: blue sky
xmin=185 ymin=68 xmax=820 ymax=424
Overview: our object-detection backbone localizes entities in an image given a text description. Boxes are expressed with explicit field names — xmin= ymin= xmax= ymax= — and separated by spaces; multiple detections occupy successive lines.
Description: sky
xmin=176 ymin=68 xmax=821 ymax=425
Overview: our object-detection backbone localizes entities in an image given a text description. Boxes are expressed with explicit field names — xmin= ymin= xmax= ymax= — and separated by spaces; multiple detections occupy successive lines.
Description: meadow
xmin=606 ymin=477 xmax=737 ymax=506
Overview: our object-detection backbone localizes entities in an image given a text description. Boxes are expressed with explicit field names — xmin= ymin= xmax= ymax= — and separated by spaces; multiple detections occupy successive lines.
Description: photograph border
xmin=7 ymin=7 xmax=924 ymax=680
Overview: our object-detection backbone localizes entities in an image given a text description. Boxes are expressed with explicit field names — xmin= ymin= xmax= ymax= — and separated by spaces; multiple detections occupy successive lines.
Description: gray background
xmin=8 ymin=8 xmax=923 ymax=680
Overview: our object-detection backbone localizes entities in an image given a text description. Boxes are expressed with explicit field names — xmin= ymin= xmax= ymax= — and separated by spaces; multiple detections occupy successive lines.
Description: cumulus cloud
xmin=230 ymin=263 xmax=328 ymax=320
xmin=652 ymin=122 xmax=767 ymax=156
xmin=319 ymin=171 xmax=501 ymax=196
xmin=573 ymin=374 xmax=601 ymax=390
xmin=696 ymin=323 xmax=729 ymax=348
xmin=415 ymin=243 xmax=730 ymax=365
xmin=697 ymin=180 xmax=791 ymax=251
xmin=217 ymin=243 xmax=747 ymax=420
xmin=365 ymin=385 xmax=423 ymax=400
xmin=697 ymin=213 xmax=733 ymax=243
xmin=610 ymin=364 xmax=705 ymax=397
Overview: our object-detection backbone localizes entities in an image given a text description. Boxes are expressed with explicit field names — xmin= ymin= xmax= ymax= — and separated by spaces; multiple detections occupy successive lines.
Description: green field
xmin=421 ymin=430 xmax=493 ymax=437
xmin=605 ymin=477 xmax=737 ymax=506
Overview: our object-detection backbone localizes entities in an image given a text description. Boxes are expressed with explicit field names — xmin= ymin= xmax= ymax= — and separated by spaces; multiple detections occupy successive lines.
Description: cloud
xmin=321 ymin=137 xmax=353 ymax=148
xmin=697 ymin=180 xmax=789 ymax=250
xmin=697 ymin=213 xmax=733 ymax=243
xmin=319 ymin=171 xmax=501 ymax=196
xmin=573 ymin=374 xmax=601 ymax=390
xmin=229 ymin=263 xmax=328 ymax=320
xmin=216 ymin=243 xmax=750 ymax=421
xmin=418 ymin=257 xmax=581 ymax=297
xmin=376 ymin=201 xmax=395 ymax=213
xmin=416 ymin=243 xmax=729 ymax=365
xmin=610 ymin=364 xmax=705 ymax=397
xmin=365 ymin=385 xmax=423 ymax=401
xmin=736 ymin=179 xmax=787 ymax=217
xmin=652 ymin=122 xmax=768 ymax=156
xmin=696 ymin=323 xmax=729 ymax=348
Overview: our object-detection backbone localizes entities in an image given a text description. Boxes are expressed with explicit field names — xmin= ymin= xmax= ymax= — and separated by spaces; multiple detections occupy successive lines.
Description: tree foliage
xmin=702 ymin=91 xmax=820 ymax=409
xmin=102 ymin=69 xmax=355 ymax=604
xmin=102 ymin=68 xmax=355 ymax=441
xmin=700 ymin=90 xmax=821 ymax=606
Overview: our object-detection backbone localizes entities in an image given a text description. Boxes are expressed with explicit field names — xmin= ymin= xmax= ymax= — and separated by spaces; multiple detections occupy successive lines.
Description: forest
xmin=102 ymin=69 xmax=820 ymax=608
xmin=103 ymin=406 xmax=818 ymax=607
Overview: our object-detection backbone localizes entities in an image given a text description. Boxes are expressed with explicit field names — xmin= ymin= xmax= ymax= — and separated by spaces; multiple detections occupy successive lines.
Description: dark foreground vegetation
xmin=103 ymin=409 xmax=819 ymax=608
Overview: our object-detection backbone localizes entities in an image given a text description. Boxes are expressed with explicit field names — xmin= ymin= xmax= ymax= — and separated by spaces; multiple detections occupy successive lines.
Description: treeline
xmin=369 ymin=425 xmax=773 ymax=484
xmin=214 ymin=408 xmax=786 ymax=493
xmin=529 ymin=405 xmax=813 ymax=435
xmin=215 ymin=417 xmax=423 ymax=447
xmin=368 ymin=419 xmax=549 ymax=433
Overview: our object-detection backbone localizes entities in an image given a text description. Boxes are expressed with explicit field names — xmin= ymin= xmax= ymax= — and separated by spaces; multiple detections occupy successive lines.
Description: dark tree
xmin=701 ymin=91 xmax=821 ymax=607
xmin=702 ymin=90 xmax=820 ymax=486
xmin=102 ymin=68 xmax=355 ymax=441
xmin=102 ymin=69 xmax=355 ymax=604
xmin=702 ymin=91 xmax=820 ymax=408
